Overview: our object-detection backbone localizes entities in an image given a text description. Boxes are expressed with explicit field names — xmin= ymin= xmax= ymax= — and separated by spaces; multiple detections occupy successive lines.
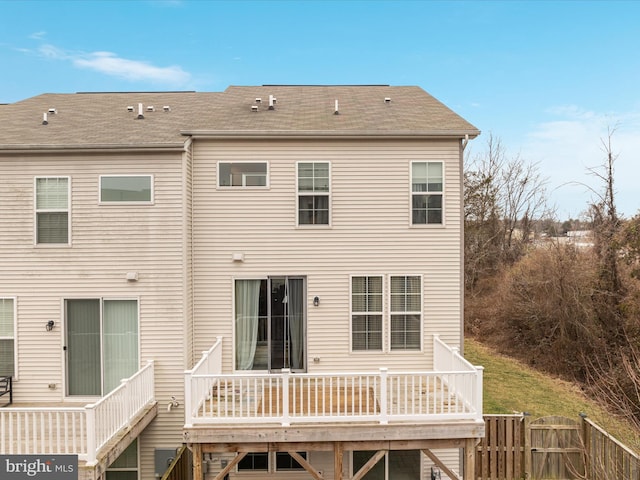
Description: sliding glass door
xmin=66 ymin=299 xmax=138 ymax=396
xmin=235 ymin=277 xmax=306 ymax=372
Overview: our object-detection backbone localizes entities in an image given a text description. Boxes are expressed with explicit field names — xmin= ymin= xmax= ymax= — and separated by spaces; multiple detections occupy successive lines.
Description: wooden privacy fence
xmin=476 ymin=414 xmax=639 ymax=479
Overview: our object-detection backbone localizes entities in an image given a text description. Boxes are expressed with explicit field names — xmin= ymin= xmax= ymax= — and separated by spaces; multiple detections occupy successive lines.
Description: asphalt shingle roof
xmin=0 ymin=86 xmax=479 ymax=150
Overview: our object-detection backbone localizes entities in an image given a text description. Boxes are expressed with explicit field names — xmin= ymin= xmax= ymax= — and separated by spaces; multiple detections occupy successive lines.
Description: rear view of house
xmin=0 ymin=85 xmax=482 ymax=480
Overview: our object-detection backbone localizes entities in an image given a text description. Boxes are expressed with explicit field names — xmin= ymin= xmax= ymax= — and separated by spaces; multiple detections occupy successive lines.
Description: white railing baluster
xmin=181 ymin=336 xmax=482 ymax=426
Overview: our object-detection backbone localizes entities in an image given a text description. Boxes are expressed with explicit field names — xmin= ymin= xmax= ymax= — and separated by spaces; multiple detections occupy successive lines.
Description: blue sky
xmin=1 ymin=0 xmax=638 ymax=219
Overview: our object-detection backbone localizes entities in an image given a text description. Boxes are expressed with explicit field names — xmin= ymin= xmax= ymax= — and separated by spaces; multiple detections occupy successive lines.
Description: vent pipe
xmin=334 ymin=100 xmax=340 ymax=115
xmin=42 ymin=112 xmax=48 ymax=125
xmin=268 ymin=95 xmax=275 ymax=110
xmin=137 ymin=103 xmax=144 ymax=120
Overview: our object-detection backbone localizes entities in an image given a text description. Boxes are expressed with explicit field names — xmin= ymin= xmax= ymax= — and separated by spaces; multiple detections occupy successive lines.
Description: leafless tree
xmin=464 ymin=134 xmax=548 ymax=291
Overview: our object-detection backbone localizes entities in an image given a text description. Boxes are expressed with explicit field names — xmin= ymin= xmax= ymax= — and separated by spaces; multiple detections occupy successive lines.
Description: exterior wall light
xmin=313 ymin=296 xmax=320 ymax=307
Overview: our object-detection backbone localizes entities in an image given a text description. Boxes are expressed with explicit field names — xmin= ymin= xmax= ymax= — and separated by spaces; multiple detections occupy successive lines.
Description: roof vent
xmin=268 ymin=95 xmax=275 ymax=110
xmin=127 ymin=106 xmax=134 ymax=112
xmin=48 ymin=108 xmax=57 ymax=114
xmin=251 ymin=105 xmax=259 ymax=112
xmin=163 ymin=106 xmax=171 ymax=112
xmin=42 ymin=112 xmax=48 ymax=125
xmin=255 ymin=97 xmax=262 ymax=103
xmin=137 ymin=103 xmax=144 ymax=120
xmin=146 ymin=106 xmax=155 ymax=112
xmin=334 ymin=99 xmax=340 ymax=115
xmin=385 ymin=97 xmax=391 ymax=103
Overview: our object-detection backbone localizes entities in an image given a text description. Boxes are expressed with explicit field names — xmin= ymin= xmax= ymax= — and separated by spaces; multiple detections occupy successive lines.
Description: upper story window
xmin=297 ymin=162 xmax=330 ymax=225
xmin=100 ymin=175 xmax=153 ymax=203
xmin=411 ymin=161 xmax=443 ymax=225
xmin=35 ymin=177 xmax=70 ymax=244
xmin=390 ymin=275 xmax=422 ymax=350
xmin=0 ymin=298 xmax=16 ymax=378
xmin=218 ymin=162 xmax=268 ymax=187
xmin=351 ymin=276 xmax=383 ymax=351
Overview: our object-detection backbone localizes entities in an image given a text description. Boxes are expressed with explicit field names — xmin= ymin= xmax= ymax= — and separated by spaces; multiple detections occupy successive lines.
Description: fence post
xmin=580 ymin=413 xmax=591 ymax=480
xmin=523 ymin=412 xmax=531 ymax=479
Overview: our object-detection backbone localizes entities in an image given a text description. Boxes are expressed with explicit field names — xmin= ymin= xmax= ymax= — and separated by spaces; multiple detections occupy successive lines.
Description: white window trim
xmin=34 ymin=176 xmax=71 ymax=246
xmin=349 ymin=274 xmax=384 ymax=353
xmin=0 ymin=297 xmax=18 ymax=381
xmin=409 ymin=160 xmax=445 ymax=228
xmin=296 ymin=161 xmax=331 ymax=227
xmin=98 ymin=174 xmax=154 ymax=205
xmin=62 ymin=297 xmax=140 ymax=400
xmin=388 ymin=274 xmax=423 ymax=352
xmin=217 ymin=161 xmax=270 ymax=189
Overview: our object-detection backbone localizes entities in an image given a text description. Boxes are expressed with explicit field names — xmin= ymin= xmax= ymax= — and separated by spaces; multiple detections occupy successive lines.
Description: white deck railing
xmin=185 ymin=336 xmax=483 ymax=426
xmin=433 ymin=335 xmax=484 ymax=420
xmin=0 ymin=361 xmax=155 ymax=465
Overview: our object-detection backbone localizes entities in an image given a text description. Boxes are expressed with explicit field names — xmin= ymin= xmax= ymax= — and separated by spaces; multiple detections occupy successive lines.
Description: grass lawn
xmin=464 ymin=336 xmax=640 ymax=452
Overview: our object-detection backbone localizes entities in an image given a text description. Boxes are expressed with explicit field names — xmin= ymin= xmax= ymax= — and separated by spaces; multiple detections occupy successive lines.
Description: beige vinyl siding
xmin=192 ymin=139 xmax=462 ymax=373
xmin=0 ymin=151 xmax=187 ymax=476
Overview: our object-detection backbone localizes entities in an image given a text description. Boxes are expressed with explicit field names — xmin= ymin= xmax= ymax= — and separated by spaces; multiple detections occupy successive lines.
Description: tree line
xmin=464 ymin=132 xmax=640 ymax=435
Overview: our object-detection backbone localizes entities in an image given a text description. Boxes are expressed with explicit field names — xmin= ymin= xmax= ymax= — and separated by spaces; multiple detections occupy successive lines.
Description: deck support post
xmin=334 ymin=442 xmax=343 ymax=480
xmin=464 ymin=438 xmax=477 ymax=480
xmin=192 ymin=444 xmax=203 ymax=480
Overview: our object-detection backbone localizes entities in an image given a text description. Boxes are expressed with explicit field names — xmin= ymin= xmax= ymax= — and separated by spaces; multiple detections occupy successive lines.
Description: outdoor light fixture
xmin=46 ymin=320 xmax=55 ymax=331
xmin=313 ymin=296 xmax=320 ymax=307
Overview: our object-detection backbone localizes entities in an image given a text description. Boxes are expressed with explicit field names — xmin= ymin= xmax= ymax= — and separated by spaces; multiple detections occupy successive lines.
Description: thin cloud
xmin=37 ymin=43 xmax=191 ymax=85
xmin=29 ymin=31 xmax=47 ymax=40
xmin=73 ymin=51 xmax=190 ymax=83
xmin=523 ymin=106 xmax=640 ymax=218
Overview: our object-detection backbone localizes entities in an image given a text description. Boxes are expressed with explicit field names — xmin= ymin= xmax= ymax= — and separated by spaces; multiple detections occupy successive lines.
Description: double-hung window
xmin=100 ymin=175 xmax=153 ymax=203
xmin=390 ymin=275 xmax=422 ymax=350
xmin=35 ymin=177 xmax=70 ymax=244
xmin=351 ymin=276 xmax=383 ymax=351
xmin=297 ymin=162 xmax=330 ymax=225
xmin=0 ymin=298 xmax=16 ymax=378
xmin=411 ymin=161 xmax=443 ymax=225
xmin=350 ymin=276 xmax=423 ymax=352
xmin=218 ymin=162 xmax=267 ymax=187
